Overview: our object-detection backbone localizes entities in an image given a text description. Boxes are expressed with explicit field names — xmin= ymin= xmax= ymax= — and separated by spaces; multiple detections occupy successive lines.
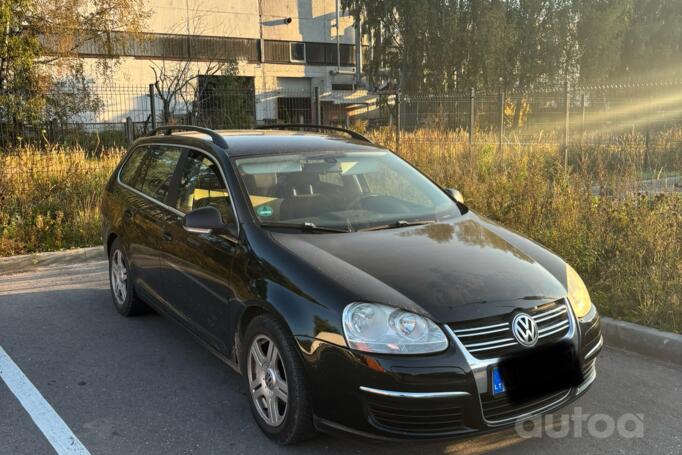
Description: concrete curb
xmin=0 ymin=246 xmax=106 ymax=275
xmin=1 ymin=247 xmax=681 ymax=366
xmin=600 ymin=317 xmax=682 ymax=366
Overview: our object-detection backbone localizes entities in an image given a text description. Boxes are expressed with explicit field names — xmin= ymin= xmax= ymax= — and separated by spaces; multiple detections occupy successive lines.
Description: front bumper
xmin=297 ymin=305 xmax=602 ymax=441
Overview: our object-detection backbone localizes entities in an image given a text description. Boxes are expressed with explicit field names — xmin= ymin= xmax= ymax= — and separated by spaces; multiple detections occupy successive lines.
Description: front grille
xmin=449 ymin=300 xmax=571 ymax=359
xmin=366 ymin=400 xmax=464 ymax=436
xmin=481 ymin=389 xmax=569 ymax=422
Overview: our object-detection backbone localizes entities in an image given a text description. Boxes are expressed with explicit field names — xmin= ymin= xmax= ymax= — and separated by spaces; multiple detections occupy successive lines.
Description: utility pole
xmin=354 ymin=12 xmax=362 ymax=86
xmin=335 ymin=0 xmax=341 ymax=74
xmin=258 ymin=0 xmax=265 ymax=63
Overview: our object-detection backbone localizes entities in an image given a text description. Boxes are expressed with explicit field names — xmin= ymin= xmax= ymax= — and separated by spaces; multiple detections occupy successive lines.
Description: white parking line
xmin=0 ymin=345 xmax=90 ymax=455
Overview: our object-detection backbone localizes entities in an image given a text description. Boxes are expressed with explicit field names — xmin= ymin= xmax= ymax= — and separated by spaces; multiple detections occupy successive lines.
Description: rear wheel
xmin=108 ymin=238 xmax=148 ymax=316
xmin=242 ymin=314 xmax=317 ymax=444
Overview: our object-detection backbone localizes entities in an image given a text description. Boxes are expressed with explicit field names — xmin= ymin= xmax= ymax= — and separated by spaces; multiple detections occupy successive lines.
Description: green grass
xmin=1 ymin=131 xmax=680 ymax=333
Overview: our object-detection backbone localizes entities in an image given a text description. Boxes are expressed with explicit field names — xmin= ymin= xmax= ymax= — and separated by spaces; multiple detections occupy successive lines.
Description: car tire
xmin=242 ymin=314 xmax=317 ymax=445
xmin=108 ymin=238 xmax=149 ymax=316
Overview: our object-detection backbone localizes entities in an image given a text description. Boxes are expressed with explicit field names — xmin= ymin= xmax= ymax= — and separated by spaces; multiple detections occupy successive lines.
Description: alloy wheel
xmin=110 ymin=249 xmax=128 ymax=305
xmin=247 ymin=334 xmax=289 ymax=427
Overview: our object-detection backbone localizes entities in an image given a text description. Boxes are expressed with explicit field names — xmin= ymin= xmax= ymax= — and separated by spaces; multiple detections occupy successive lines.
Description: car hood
xmin=269 ymin=213 xmax=567 ymax=323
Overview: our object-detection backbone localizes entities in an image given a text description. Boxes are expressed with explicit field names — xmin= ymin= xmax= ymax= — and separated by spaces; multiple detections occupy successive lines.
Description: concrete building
xmin=78 ymin=0 xmax=376 ymax=127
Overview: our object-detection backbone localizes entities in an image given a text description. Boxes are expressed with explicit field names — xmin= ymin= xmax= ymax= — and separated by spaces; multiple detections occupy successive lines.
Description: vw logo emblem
xmin=511 ymin=313 xmax=539 ymax=347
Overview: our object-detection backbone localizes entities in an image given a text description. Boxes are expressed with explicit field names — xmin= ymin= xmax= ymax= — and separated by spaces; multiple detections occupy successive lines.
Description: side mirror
xmin=445 ymin=188 xmax=465 ymax=205
xmin=183 ymin=206 xmax=225 ymax=235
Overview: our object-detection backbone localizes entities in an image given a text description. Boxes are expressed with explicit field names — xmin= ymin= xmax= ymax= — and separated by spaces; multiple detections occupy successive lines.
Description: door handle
xmin=163 ymin=232 xmax=173 ymax=242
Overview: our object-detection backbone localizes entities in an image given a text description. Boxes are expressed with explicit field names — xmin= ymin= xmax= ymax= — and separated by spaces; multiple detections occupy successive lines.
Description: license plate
xmin=492 ymin=367 xmax=506 ymax=395
xmin=494 ymin=342 xmax=582 ymax=401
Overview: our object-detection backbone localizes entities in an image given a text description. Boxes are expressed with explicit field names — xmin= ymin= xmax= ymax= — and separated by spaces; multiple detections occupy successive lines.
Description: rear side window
xmin=137 ymin=146 xmax=183 ymax=202
xmin=174 ymin=151 xmax=234 ymax=223
xmin=119 ymin=147 xmax=148 ymax=188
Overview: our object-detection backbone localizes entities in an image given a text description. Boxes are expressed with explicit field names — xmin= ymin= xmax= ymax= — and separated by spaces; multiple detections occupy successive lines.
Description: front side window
xmin=174 ymin=151 xmax=234 ymax=223
xmin=234 ymin=150 xmax=461 ymax=231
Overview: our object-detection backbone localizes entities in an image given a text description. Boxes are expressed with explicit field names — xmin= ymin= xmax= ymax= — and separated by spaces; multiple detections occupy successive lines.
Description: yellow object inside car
xmin=249 ymin=195 xmax=278 ymax=207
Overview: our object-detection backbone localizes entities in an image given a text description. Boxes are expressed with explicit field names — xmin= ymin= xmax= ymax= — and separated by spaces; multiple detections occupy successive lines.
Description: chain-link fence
xmin=398 ymin=83 xmax=682 ymax=144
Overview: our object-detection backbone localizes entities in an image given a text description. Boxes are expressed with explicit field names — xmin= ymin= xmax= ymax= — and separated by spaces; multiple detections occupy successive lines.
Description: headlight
xmin=566 ymin=264 xmax=593 ymax=319
xmin=342 ymin=303 xmax=449 ymax=354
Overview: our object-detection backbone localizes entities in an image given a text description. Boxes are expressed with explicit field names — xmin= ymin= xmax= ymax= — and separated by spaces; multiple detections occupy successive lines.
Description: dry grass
xmin=1 ymin=131 xmax=680 ymax=332
xmin=0 ymin=146 xmax=124 ymax=255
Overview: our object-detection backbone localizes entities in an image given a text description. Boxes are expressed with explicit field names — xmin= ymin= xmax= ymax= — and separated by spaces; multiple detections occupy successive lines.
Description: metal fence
xmin=398 ymin=82 xmax=682 ymax=145
xmin=2 ymin=80 xmax=682 ymax=153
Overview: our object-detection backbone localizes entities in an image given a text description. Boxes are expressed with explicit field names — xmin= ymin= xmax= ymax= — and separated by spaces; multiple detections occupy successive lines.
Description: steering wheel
xmin=345 ymin=193 xmax=381 ymax=211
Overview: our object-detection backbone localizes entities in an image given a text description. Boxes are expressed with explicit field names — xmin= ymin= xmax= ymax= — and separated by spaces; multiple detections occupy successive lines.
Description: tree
xmin=346 ymin=0 xmax=682 ymax=92
xmin=151 ymin=59 xmax=254 ymax=129
xmin=151 ymin=59 xmax=228 ymax=126
xmin=0 ymin=0 xmax=148 ymax=138
xmin=345 ymin=0 xmax=577 ymax=93
xmin=149 ymin=12 xmax=253 ymax=129
xmin=619 ymin=0 xmax=682 ymax=80
xmin=576 ymin=0 xmax=633 ymax=84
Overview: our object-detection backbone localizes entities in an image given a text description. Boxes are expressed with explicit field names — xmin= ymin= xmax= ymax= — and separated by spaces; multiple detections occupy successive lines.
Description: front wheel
xmin=242 ymin=314 xmax=317 ymax=444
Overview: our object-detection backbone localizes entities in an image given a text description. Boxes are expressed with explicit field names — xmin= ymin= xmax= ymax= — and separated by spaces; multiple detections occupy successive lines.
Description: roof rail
xmin=149 ymin=125 xmax=228 ymax=149
xmin=257 ymin=124 xmax=373 ymax=143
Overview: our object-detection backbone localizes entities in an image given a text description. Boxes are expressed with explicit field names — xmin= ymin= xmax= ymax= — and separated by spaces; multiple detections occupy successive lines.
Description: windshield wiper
xmin=358 ymin=219 xmax=437 ymax=232
xmin=259 ymin=222 xmax=351 ymax=233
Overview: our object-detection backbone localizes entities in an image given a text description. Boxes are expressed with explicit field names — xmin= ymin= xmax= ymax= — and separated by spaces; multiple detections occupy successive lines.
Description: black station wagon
xmin=101 ymin=125 xmax=602 ymax=444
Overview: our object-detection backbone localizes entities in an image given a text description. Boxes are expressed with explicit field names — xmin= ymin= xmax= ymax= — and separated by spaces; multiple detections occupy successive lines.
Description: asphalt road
xmin=1 ymin=261 xmax=680 ymax=455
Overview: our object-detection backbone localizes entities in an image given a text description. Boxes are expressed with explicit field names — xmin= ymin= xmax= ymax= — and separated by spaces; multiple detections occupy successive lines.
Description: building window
xmin=59 ymin=31 xmax=260 ymax=62
xmin=302 ymin=43 xmax=356 ymax=66
xmin=189 ymin=36 xmax=260 ymax=61
xmin=332 ymin=84 xmax=354 ymax=91
xmin=264 ymin=40 xmax=290 ymax=63
xmin=290 ymin=42 xmax=305 ymax=63
xmin=305 ymin=43 xmax=325 ymax=64
xmin=339 ymin=44 xmax=355 ymax=66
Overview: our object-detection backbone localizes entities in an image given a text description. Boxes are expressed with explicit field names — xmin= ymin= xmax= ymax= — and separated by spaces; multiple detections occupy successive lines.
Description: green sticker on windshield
xmin=256 ymin=205 xmax=273 ymax=217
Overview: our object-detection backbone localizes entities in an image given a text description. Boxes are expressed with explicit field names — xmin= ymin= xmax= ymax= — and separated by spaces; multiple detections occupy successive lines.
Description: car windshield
xmin=233 ymin=150 xmax=461 ymax=232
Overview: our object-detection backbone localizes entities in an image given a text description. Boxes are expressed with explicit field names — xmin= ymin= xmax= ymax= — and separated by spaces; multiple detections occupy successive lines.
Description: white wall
xmin=259 ymin=0 xmax=354 ymax=43
xmin=144 ymin=0 xmax=354 ymax=42
xmin=77 ymin=0 xmax=360 ymax=123
xmin=80 ymin=58 xmax=356 ymax=124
